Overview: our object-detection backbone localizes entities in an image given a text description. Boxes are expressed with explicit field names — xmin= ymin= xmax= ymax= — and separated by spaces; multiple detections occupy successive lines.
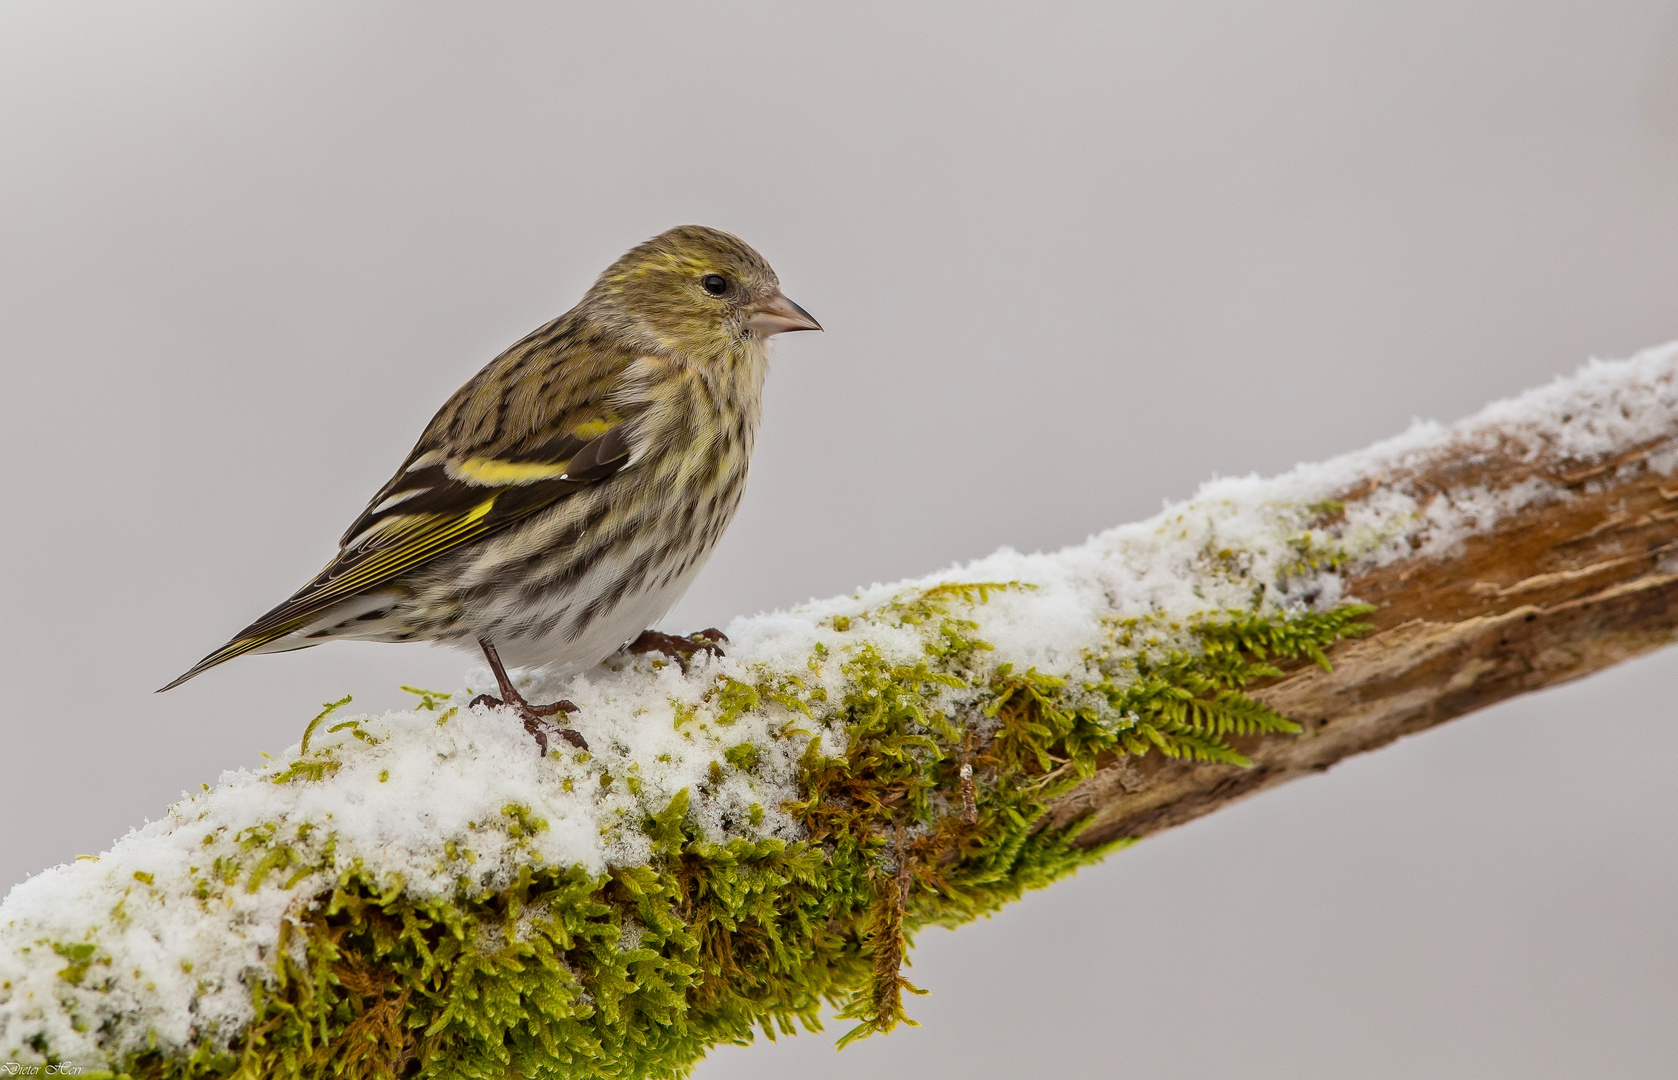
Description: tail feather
xmin=159 ymin=592 xmax=402 ymax=691
xmin=157 ymin=624 xmax=312 ymax=692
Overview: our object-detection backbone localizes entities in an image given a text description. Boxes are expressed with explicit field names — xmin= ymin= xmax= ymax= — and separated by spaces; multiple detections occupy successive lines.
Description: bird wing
xmin=161 ymin=381 xmax=641 ymax=690
xmin=316 ymin=418 xmax=634 ymax=607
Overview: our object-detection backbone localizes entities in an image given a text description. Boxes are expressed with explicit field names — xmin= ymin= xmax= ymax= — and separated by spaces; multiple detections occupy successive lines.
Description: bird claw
xmin=471 ymin=639 xmax=590 ymax=755
xmin=469 ymin=693 xmax=588 ymax=755
xmin=624 ymin=628 xmax=728 ymax=672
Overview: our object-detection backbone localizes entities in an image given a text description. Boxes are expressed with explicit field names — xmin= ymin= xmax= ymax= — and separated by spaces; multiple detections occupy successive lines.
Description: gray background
xmin=3 ymin=2 xmax=1676 ymax=1076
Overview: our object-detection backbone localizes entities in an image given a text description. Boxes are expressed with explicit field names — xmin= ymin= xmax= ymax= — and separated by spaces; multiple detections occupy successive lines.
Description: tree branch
xmin=1056 ymin=431 xmax=1678 ymax=849
xmin=5 ymin=344 xmax=1677 ymax=1078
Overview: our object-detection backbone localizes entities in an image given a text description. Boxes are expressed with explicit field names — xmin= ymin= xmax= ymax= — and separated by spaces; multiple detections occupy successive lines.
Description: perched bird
xmin=161 ymin=225 xmax=820 ymax=752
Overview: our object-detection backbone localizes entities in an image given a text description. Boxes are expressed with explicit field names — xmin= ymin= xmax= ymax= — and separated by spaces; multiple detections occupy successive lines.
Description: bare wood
xmin=1052 ymin=434 xmax=1678 ymax=849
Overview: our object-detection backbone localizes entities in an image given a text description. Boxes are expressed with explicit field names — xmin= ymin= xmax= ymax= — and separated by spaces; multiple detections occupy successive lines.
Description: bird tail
xmin=157 ymin=624 xmax=313 ymax=692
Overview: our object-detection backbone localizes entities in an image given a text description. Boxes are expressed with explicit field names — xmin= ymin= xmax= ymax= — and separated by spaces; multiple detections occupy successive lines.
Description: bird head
xmin=583 ymin=225 xmax=821 ymax=355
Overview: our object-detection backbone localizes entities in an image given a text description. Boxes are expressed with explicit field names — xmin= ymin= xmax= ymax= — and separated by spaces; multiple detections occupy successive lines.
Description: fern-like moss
xmin=67 ymin=589 xmax=1370 ymax=1080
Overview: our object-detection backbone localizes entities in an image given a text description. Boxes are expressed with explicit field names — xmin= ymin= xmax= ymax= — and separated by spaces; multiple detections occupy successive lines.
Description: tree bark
xmin=1053 ymin=437 xmax=1678 ymax=848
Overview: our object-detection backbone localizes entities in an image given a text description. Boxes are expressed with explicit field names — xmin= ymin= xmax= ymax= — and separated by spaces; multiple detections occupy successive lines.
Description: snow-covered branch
xmin=1052 ymin=342 xmax=1678 ymax=847
xmin=5 ymin=343 xmax=1678 ymax=1079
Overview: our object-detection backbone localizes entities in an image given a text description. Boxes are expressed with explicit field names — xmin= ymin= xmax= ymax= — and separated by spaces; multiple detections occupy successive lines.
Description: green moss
xmin=723 ymin=742 xmax=761 ymax=774
xmin=713 ymin=679 xmax=759 ymax=726
xmin=298 ymin=695 xmax=353 ymax=755
xmin=1092 ymin=604 xmax=1376 ymax=766
xmin=400 ymin=686 xmax=457 ymax=712
xmin=52 ymin=941 xmax=101 ymax=987
xmin=501 ymin=803 xmax=550 ymax=839
xmin=93 ymin=583 xmax=1370 ymax=1079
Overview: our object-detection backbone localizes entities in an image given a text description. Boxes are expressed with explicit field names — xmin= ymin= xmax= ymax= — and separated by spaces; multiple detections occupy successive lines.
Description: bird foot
xmin=624 ymin=628 xmax=728 ymax=672
xmin=472 ymin=637 xmax=587 ymax=755
xmin=468 ymin=692 xmax=586 ymax=755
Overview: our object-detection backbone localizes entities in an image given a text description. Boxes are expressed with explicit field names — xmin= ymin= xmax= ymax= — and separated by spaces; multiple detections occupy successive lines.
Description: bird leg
xmin=469 ymin=638 xmax=588 ymax=754
xmin=624 ymin=628 xmax=728 ymax=672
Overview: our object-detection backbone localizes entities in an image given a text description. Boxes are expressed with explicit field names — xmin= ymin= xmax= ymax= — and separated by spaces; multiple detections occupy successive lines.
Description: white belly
xmin=471 ymin=546 xmax=714 ymax=672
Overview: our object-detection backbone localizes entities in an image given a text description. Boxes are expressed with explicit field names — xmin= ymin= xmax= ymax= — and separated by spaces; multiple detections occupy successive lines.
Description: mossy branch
xmin=7 ymin=344 xmax=1678 ymax=1079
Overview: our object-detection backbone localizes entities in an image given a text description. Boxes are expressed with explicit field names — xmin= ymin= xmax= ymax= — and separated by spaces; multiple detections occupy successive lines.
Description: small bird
xmin=161 ymin=226 xmax=820 ymax=752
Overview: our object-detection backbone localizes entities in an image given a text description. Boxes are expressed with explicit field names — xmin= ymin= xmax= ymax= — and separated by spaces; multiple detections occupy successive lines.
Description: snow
xmin=4 ymin=341 xmax=1676 ymax=1066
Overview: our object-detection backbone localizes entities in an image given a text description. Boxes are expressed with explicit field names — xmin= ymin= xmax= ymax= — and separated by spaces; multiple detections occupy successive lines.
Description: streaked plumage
xmin=163 ymin=226 xmax=818 ymax=696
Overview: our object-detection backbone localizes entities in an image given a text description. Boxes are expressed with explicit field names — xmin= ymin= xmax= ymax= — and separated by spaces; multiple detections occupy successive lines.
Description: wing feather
xmin=161 ymin=404 xmax=640 ymax=690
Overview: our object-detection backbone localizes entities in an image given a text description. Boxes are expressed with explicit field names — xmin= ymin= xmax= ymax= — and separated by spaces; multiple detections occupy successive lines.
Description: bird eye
xmin=700 ymin=274 xmax=729 ymax=297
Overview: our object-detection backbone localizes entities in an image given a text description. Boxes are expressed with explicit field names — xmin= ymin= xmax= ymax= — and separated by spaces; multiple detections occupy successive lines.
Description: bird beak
xmin=746 ymin=291 xmax=822 ymax=336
